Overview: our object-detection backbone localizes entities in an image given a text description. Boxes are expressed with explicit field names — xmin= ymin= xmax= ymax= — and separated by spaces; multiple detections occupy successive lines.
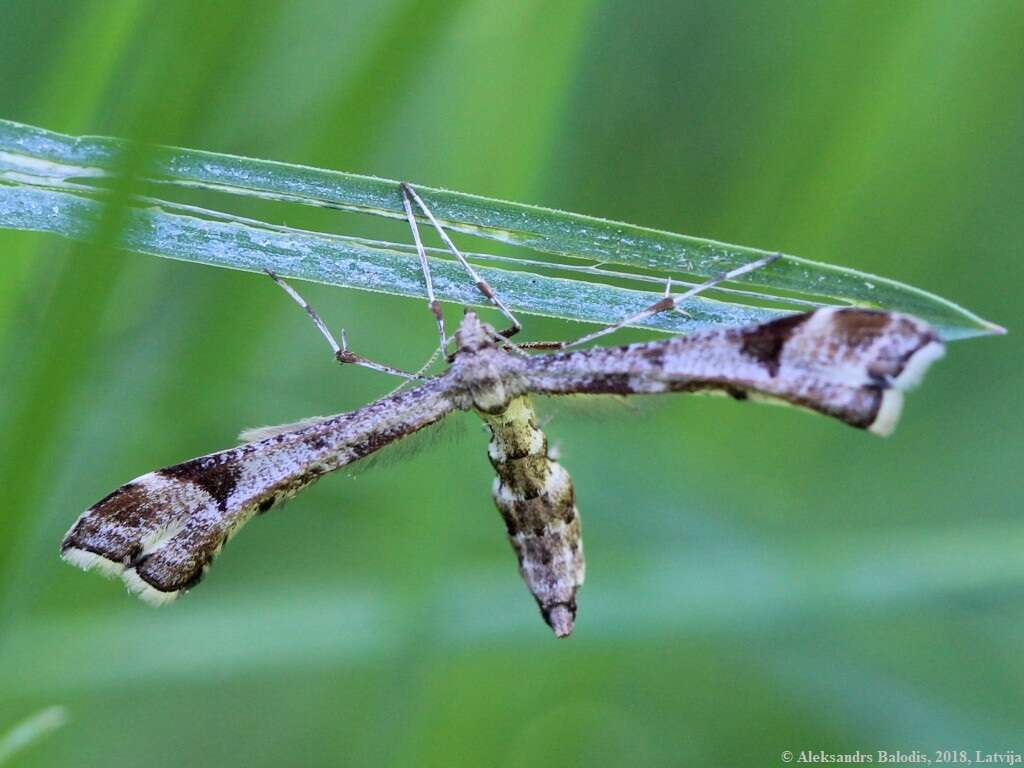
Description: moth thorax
xmin=470 ymin=378 xmax=513 ymax=413
xmin=461 ymin=351 xmax=523 ymax=414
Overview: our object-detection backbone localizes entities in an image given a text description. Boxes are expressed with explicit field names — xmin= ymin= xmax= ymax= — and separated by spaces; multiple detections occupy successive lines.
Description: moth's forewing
xmin=62 ymin=380 xmax=458 ymax=602
xmin=525 ymin=308 xmax=944 ymax=436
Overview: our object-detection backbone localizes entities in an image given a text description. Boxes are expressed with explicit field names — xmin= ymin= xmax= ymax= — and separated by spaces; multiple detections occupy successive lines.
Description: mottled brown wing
xmin=61 ymin=377 xmax=457 ymax=603
xmin=524 ymin=308 xmax=944 ymax=435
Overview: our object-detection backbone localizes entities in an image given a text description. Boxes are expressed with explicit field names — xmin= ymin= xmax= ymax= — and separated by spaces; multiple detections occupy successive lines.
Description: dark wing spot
xmin=86 ymin=483 xmax=150 ymax=523
xmin=62 ymin=482 xmax=154 ymax=562
xmin=830 ymin=309 xmax=891 ymax=348
xmin=570 ymin=373 xmax=634 ymax=395
xmin=640 ymin=345 xmax=665 ymax=366
xmin=305 ymin=434 xmax=329 ymax=451
xmin=740 ymin=312 xmax=811 ymax=376
xmin=349 ymin=425 xmax=411 ymax=460
xmin=89 ymin=485 xmax=130 ymax=510
xmin=133 ymin=551 xmax=208 ymax=592
xmin=160 ymin=457 xmax=241 ymax=511
xmin=843 ymin=386 xmax=885 ymax=429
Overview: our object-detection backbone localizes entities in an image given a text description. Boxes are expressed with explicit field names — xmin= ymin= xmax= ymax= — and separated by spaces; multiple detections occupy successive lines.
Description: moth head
xmin=453 ymin=310 xmax=501 ymax=355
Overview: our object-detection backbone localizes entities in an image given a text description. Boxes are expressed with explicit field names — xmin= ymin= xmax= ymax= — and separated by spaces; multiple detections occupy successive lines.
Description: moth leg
xmin=400 ymin=182 xmax=522 ymax=340
xmin=265 ymin=269 xmax=418 ymax=380
xmin=400 ymin=183 xmax=449 ymax=357
xmin=557 ymin=253 xmax=782 ymax=350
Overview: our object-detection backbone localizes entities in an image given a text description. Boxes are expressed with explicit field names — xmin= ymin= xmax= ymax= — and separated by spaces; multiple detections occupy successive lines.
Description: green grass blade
xmin=0 ymin=707 xmax=67 ymax=765
xmin=0 ymin=183 xmax=782 ymax=333
xmin=0 ymin=118 xmax=1000 ymax=339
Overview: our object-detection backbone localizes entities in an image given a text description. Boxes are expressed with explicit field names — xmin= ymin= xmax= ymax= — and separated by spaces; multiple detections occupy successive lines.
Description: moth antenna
xmin=400 ymin=183 xmax=448 ymax=358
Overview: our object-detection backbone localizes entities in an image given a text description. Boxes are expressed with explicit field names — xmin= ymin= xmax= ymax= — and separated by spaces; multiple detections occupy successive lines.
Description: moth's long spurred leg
xmin=400 ymin=184 xmax=448 ymax=357
xmin=265 ymin=269 xmax=418 ymax=381
xmin=557 ymin=253 xmax=782 ymax=350
xmin=400 ymin=182 xmax=522 ymax=339
xmin=524 ymin=307 xmax=944 ymax=436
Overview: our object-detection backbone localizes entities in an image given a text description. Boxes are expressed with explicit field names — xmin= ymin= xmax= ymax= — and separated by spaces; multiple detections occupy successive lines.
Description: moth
xmin=60 ymin=184 xmax=946 ymax=637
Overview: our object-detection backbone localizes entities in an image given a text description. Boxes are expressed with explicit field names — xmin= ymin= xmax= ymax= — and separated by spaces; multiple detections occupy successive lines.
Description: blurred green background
xmin=1 ymin=1 xmax=1021 ymax=765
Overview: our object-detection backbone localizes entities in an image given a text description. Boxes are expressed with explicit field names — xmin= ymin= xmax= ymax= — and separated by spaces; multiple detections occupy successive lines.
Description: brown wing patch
xmin=739 ymin=312 xmax=810 ymax=376
xmin=160 ymin=457 xmax=241 ymax=511
xmin=830 ymin=308 xmax=892 ymax=347
xmin=61 ymin=482 xmax=153 ymax=564
xmin=131 ymin=524 xmax=224 ymax=593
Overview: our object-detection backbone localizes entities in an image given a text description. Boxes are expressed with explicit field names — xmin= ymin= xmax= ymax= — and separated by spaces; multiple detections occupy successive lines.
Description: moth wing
xmin=525 ymin=308 xmax=944 ymax=435
xmin=61 ymin=450 xmax=278 ymax=604
xmin=62 ymin=377 xmax=459 ymax=604
xmin=238 ymin=415 xmax=330 ymax=443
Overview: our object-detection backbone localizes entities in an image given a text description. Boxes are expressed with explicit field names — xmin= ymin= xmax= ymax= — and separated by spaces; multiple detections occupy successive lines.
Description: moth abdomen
xmin=480 ymin=395 xmax=585 ymax=638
